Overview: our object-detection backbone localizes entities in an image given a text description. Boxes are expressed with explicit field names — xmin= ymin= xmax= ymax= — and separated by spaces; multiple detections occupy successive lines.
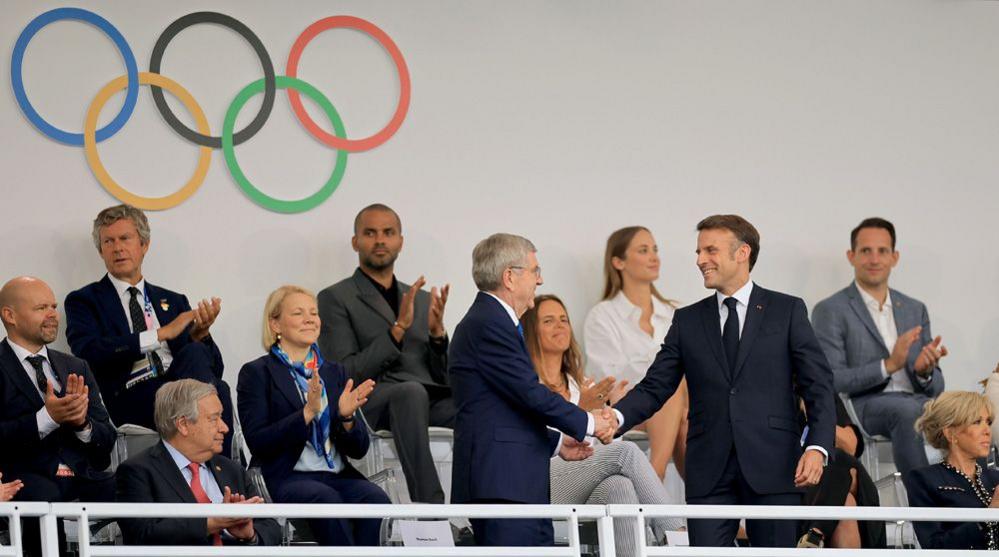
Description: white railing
xmin=607 ymin=504 xmax=999 ymax=557
xmin=46 ymin=503 xmax=609 ymax=557
xmin=0 ymin=502 xmax=50 ymax=556
xmin=5 ymin=502 xmax=998 ymax=557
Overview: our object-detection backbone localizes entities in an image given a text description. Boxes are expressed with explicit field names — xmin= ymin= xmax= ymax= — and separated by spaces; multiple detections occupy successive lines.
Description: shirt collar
xmin=162 ymin=439 xmax=204 ymax=473
xmin=483 ymin=292 xmax=519 ymax=326
xmin=6 ymin=338 xmax=49 ymax=362
xmin=716 ymin=280 xmax=754 ymax=310
xmin=855 ymin=280 xmax=892 ymax=311
xmin=610 ymin=290 xmax=672 ymax=321
xmin=107 ymin=273 xmax=146 ymax=300
xmin=359 ymin=268 xmax=397 ymax=295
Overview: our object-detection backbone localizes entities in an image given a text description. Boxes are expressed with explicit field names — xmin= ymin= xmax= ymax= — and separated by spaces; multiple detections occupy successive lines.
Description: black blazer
xmin=904 ymin=463 xmax=999 ymax=550
xmin=0 ymin=339 xmax=115 ymax=480
xmin=236 ymin=353 xmax=370 ymax=487
xmin=64 ymin=275 xmax=224 ymax=419
xmin=448 ymin=292 xmax=588 ymax=505
xmin=614 ymin=285 xmax=836 ymax=498
xmin=115 ymin=441 xmax=281 ymax=546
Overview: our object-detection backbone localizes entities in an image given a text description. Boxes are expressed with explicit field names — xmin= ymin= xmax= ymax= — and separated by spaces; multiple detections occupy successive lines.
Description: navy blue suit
xmin=64 ymin=275 xmax=232 ymax=453
xmin=904 ymin=463 xmax=999 ymax=550
xmin=237 ymin=352 xmax=389 ymax=546
xmin=614 ymin=285 xmax=836 ymax=547
xmin=449 ymin=292 xmax=589 ymax=546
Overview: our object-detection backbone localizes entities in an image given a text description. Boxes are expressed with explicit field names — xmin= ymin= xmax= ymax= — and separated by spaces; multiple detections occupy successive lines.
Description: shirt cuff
xmin=613 ymin=409 xmax=625 ymax=431
xmin=805 ymin=444 xmax=829 ymax=465
xmin=879 ymin=359 xmax=889 ymax=379
xmin=138 ymin=330 xmax=161 ymax=353
xmin=585 ymin=412 xmax=594 ymax=436
xmin=36 ymin=407 xmax=59 ymax=439
xmin=551 ymin=432 xmax=562 ymax=458
xmin=74 ymin=422 xmax=94 ymax=443
xmin=915 ymin=371 xmax=933 ymax=386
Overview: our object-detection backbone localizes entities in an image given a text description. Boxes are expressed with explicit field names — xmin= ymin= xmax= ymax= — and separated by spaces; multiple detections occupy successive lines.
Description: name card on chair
xmin=399 ymin=520 xmax=454 ymax=546
xmin=665 ymin=530 xmax=690 ymax=547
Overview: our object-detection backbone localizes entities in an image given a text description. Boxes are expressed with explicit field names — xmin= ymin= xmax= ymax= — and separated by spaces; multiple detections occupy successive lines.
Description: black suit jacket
xmin=0 ymin=339 xmax=115 ymax=480
xmin=115 ymin=441 xmax=281 ymax=546
xmin=64 ymin=275 xmax=224 ymax=419
xmin=236 ymin=353 xmax=370 ymax=487
xmin=318 ymin=268 xmax=448 ymax=387
xmin=904 ymin=463 xmax=999 ymax=550
xmin=614 ymin=284 xmax=836 ymax=498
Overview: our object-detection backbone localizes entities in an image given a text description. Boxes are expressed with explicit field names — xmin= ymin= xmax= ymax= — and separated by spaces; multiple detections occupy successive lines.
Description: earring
xmin=276 ymin=332 xmax=282 ymax=341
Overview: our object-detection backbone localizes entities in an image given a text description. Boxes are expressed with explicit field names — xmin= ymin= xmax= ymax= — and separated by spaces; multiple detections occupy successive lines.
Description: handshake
xmin=590 ymin=406 xmax=619 ymax=444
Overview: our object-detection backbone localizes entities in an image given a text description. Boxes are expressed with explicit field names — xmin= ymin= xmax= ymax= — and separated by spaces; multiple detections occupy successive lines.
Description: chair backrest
xmin=839 ymin=393 xmax=886 ymax=441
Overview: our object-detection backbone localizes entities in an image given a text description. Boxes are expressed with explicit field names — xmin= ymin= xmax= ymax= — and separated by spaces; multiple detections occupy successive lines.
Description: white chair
xmin=840 ymin=394 xmax=894 ymax=480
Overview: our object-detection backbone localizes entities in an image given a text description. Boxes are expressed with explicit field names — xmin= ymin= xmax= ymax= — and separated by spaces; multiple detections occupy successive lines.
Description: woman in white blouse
xmin=584 ymin=226 xmax=688 ymax=479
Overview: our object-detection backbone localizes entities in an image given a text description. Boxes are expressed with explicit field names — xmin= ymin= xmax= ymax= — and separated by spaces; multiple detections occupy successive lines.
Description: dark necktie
xmin=722 ymin=297 xmax=740 ymax=373
xmin=26 ymin=354 xmax=53 ymax=395
xmin=516 ymin=322 xmax=524 ymax=338
xmin=127 ymin=286 xmax=164 ymax=375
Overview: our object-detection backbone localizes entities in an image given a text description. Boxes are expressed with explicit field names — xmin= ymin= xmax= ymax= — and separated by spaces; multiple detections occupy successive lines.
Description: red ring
xmin=286 ymin=16 xmax=410 ymax=152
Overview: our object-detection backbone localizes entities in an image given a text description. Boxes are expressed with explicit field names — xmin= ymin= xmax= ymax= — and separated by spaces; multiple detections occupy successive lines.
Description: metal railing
xmin=0 ymin=502 xmax=49 ymax=557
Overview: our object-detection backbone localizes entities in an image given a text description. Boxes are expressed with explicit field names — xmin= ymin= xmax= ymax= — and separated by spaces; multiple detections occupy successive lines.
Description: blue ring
xmin=11 ymin=8 xmax=138 ymax=145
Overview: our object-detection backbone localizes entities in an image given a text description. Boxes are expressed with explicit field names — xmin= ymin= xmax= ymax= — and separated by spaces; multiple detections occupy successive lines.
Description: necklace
xmin=940 ymin=461 xmax=999 ymax=550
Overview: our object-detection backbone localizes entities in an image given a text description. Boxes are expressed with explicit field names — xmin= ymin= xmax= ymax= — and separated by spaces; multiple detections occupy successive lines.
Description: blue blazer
xmin=448 ymin=292 xmax=588 ymax=504
xmin=904 ymin=463 xmax=999 ymax=550
xmin=614 ymin=285 xmax=836 ymax=498
xmin=0 ymin=339 xmax=115 ymax=480
xmin=236 ymin=353 xmax=369 ymax=486
xmin=64 ymin=275 xmax=224 ymax=413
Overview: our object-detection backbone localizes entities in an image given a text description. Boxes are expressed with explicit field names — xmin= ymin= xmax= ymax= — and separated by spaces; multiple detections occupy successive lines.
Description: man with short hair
xmin=812 ymin=217 xmax=945 ymax=475
xmin=611 ymin=215 xmax=836 ymax=548
xmin=65 ymin=204 xmax=233 ymax=454
xmin=116 ymin=379 xmax=280 ymax=546
xmin=450 ymin=233 xmax=615 ymax=547
xmin=0 ymin=276 xmax=115 ymax=556
xmin=318 ymin=203 xmax=454 ymax=503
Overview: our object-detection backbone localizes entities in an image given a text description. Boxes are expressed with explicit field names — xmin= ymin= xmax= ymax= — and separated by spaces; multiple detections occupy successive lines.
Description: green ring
xmin=223 ymin=75 xmax=347 ymax=213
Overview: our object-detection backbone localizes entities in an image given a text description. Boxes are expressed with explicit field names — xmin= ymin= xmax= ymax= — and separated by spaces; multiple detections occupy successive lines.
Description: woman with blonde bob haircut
xmin=237 ymin=285 xmax=389 ymax=546
xmin=904 ymin=391 xmax=999 ymax=550
xmin=584 ymin=226 xmax=688 ymax=480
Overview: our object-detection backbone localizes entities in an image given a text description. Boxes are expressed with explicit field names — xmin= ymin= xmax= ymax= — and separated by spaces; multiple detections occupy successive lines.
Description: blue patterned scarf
xmin=271 ymin=343 xmax=337 ymax=468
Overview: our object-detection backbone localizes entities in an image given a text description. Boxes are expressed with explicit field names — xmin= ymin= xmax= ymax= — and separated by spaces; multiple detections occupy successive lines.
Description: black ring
xmin=149 ymin=11 xmax=275 ymax=149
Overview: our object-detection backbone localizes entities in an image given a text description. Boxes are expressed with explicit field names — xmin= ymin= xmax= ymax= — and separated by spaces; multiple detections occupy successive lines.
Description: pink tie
xmin=188 ymin=462 xmax=222 ymax=546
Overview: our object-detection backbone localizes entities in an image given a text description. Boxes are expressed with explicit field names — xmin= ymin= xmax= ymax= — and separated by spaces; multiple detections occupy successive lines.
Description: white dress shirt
xmin=7 ymin=339 xmax=92 ymax=442
xmin=715 ymin=280 xmax=753 ymax=337
xmin=855 ymin=281 xmax=918 ymax=393
xmin=106 ymin=274 xmax=174 ymax=370
xmin=583 ymin=291 xmax=675 ymax=387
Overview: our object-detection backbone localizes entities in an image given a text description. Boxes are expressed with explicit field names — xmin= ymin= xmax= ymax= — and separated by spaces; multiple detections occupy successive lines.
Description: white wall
xmin=2 ymin=0 xmax=997 ymax=394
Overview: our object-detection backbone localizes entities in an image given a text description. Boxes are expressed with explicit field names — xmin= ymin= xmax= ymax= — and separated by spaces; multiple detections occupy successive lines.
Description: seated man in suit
xmin=0 ymin=276 xmax=116 ymax=556
xmin=116 ymin=379 xmax=280 ymax=546
xmin=812 ymin=217 xmax=946 ymax=474
xmin=318 ymin=203 xmax=454 ymax=503
xmin=65 ymin=204 xmax=233 ymax=455
xmin=450 ymin=233 xmax=616 ymax=547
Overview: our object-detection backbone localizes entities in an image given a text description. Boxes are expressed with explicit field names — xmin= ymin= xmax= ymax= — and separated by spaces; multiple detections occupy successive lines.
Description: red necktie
xmin=188 ymin=462 xmax=223 ymax=546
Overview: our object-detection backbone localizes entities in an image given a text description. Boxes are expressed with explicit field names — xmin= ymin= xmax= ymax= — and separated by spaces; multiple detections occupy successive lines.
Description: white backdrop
xmin=2 ymin=0 xmax=997 ymax=395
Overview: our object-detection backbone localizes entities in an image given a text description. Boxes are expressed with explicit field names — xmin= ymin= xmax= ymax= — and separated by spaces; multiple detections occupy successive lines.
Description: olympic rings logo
xmin=11 ymin=8 xmax=411 ymax=213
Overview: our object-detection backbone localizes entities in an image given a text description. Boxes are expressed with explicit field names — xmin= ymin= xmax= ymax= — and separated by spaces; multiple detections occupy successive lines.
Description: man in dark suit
xmin=116 ymin=378 xmax=280 ymax=546
xmin=812 ymin=218 xmax=945 ymax=474
xmin=64 ymin=204 xmax=232 ymax=454
xmin=450 ymin=233 xmax=615 ymax=547
xmin=318 ymin=203 xmax=453 ymax=503
xmin=0 ymin=276 xmax=115 ymax=555
xmin=612 ymin=215 xmax=836 ymax=548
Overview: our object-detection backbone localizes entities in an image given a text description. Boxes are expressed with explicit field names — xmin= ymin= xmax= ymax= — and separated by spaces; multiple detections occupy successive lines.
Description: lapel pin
xmin=160 ymin=299 xmax=170 ymax=311
xmin=756 ymin=305 xmax=763 ymax=310
xmin=215 ymin=465 xmax=222 ymax=472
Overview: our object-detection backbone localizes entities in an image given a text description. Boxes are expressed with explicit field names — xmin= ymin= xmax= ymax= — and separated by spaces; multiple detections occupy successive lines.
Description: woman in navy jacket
xmin=237 ymin=285 xmax=387 ymax=546
xmin=904 ymin=391 xmax=999 ymax=550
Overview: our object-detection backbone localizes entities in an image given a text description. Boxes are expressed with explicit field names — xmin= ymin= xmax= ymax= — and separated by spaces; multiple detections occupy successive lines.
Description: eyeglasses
xmin=510 ymin=265 xmax=542 ymax=278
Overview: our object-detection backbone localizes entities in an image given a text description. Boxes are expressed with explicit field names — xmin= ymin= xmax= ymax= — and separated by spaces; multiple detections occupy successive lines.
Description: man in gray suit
xmin=812 ymin=217 xmax=946 ymax=474
xmin=317 ymin=204 xmax=454 ymax=503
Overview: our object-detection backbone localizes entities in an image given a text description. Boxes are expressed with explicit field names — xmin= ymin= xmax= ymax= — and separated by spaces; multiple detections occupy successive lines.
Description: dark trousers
xmin=687 ymin=448 xmax=801 ymax=547
xmin=363 ymin=381 xmax=455 ymax=503
xmin=110 ymin=342 xmax=234 ymax=456
xmin=270 ymin=470 xmax=390 ymax=546
xmin=802 ymin=448 xmax=886 ymax=548
xmin=470 ymin=499 xmax=554 ymax=547
xmin=12 ymin=472 xmax=115 ymax=557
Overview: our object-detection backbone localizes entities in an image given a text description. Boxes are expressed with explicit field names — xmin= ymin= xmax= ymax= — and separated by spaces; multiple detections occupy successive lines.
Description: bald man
xmin=0 ymin=277 xmax=115 ymax=556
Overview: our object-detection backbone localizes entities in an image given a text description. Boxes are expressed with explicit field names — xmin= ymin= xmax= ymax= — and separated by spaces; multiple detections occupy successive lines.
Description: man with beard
xmin=317 ymin=204 xmax=453 ymax=504
xmin=0 ymin=276 xmax=115 ymax=556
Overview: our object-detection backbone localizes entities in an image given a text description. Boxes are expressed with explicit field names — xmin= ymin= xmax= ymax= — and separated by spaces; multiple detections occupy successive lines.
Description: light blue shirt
xmin=162 ymin=440 xmax=223 ymax=503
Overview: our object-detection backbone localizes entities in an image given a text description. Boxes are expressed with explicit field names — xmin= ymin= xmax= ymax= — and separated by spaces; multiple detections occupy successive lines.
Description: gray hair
xmin=92 ymin=204 xmax=151 ymax=251
xmin=154 ymin=379 xmax=218 ymax=440
xmin=472 ymin=233 xmax=536 ymax=291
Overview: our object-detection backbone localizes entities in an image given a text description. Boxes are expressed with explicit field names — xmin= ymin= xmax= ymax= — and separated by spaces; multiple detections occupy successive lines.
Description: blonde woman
xmin=905 ymin=391 xmax=999 ymax=550
xmin=584 ymin=226 xmax=688 ymax=479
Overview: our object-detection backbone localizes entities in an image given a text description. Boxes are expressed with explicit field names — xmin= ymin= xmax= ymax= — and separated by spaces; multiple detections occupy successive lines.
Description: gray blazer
xmin=317 ymin=268 xmax=448 ymax=387
xmin=811 ymin=283 xmax=943 ymax=399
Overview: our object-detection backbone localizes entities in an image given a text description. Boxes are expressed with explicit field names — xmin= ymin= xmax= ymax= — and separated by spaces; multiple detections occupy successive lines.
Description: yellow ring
xmin=84 ymin=72 xmax=211 ymax=210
